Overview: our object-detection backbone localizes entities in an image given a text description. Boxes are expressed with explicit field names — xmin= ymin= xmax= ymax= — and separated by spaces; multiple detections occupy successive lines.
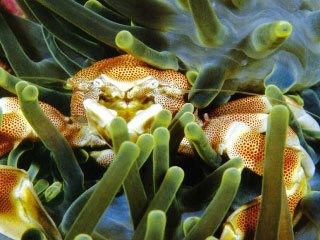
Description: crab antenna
xmin=243 ymin=21 xmax=293 ymax=59
xmin=188 ymin=0 xmax=227 ymax=47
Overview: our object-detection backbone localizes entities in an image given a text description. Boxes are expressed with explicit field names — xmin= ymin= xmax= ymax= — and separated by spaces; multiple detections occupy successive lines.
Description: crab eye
xmin=146 ymin=79 xmax=159 ymax=89
xmin=92 ymin=78 xmax=104 ymax=88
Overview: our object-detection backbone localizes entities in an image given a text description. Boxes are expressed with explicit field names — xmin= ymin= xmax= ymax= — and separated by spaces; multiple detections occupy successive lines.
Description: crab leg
xmin=202 ymin=119 xmax=310 ymax=239
xmin=0 ymin=165 xmax=61 ymax=239
xmin=221 ymin=174 xmax=308 ymax=239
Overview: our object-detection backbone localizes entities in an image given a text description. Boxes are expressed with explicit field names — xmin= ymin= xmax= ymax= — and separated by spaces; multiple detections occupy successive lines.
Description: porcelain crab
xmin=0 ymin=54 xmax=190 ymax=164
xmin=67 ymin=54 xmax=189 ymax=140
xmin=0 ymin=54 xmax=319 ymax=239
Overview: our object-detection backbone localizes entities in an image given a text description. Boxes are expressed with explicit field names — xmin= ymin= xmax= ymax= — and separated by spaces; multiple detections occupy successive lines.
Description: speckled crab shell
xmin=67 ymin=54 xmax=190 ymax=123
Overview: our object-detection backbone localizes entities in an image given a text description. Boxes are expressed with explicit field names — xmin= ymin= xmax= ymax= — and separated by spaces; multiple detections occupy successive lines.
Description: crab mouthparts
xmin=83 ymin=99 xmax=162 ymax=140
xmin=81 ymin=74 xmax=166 ymax=140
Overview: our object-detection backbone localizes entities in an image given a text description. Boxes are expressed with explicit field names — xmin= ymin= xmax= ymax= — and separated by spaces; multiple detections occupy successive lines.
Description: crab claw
xmin=202 ymin=112 xmax=314 ymax=178
xmin=83 ymin=98 xmax=118 ymax=140
xmin=285 ymin=96 xmax=320 ymax=131
xmin=0 ymin=111 xmax=34 ymax=156
xmin=203 ymin=96 xmax=317 ymax=178
xmin=0 ymin=97 xmax=106 ymax=158
xmin=178 ymin=95 xmax=316 ymax=239
xmin=209 ymin=95 xmax=320 ymax=131
xmin=224 ymin=128 xmax=311 ymax=187
xmin=90 ymin=149 xmax=115 ymax=167
xmin=0 ymin=165 xmax=61 ymax=240
xmin=221 ymin=177 xmax=308 ymax=240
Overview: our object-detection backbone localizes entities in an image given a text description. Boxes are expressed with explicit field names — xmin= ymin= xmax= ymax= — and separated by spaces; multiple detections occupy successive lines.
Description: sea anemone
xmin=0 ymin=0 xmax=320 ymax=239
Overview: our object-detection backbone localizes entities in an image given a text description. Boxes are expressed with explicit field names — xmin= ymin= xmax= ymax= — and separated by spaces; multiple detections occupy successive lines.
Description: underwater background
xmin=1 ymin=0 xmax=320 ymax=239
